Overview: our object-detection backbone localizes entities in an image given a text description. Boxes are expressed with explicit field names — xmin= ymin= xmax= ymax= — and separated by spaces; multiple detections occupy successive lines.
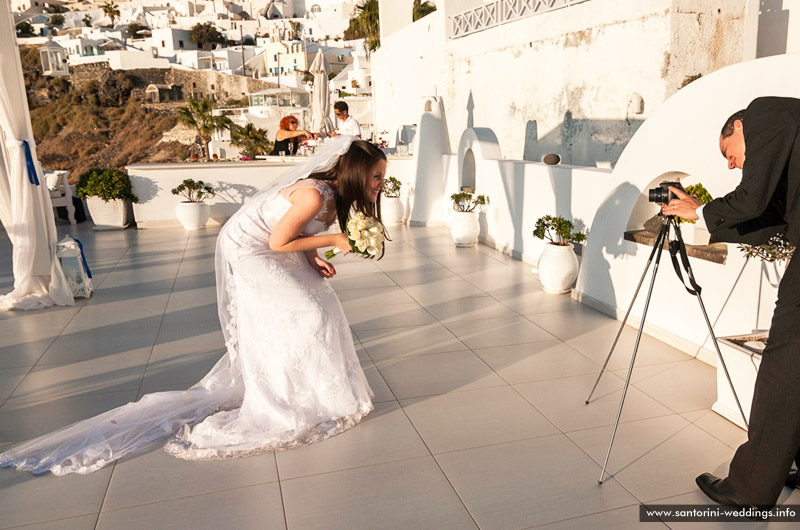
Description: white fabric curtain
xmin=310 ymin=49 xmax=335 ymax=137
xmin=0 ymin=1 xmax=72 ymax=310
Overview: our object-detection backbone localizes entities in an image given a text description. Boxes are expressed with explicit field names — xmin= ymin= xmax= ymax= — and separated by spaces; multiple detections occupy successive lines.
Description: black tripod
xmin=585 ymin=214 xmax=750 ymax=484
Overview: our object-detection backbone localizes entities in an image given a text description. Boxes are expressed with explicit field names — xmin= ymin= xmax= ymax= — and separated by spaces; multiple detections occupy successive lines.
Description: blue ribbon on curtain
xmin=22 ymin=140 xmax=40 ymax=186
xmin=73 ymin=238 xmax=92 ymax=278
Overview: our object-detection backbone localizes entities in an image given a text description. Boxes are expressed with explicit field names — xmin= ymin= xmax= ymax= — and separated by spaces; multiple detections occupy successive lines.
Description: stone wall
xmin=69 ymin=61 xmax=110 ymax=89
xmin=165 ymin=68 xmax=278 ymax=103
xmin=70 ymin=64 xmax=278 ymax=102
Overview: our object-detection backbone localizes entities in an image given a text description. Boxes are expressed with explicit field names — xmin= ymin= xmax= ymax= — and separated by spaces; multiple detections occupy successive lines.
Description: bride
xmin=1 ymin=136 xmax=388 ymax=475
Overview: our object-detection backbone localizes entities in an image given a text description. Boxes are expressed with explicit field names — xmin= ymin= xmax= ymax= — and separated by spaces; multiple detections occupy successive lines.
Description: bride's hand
xmin=310 ymin=256 xmax=336 ymax=278
xmin=334 ymin=233 xmax=353 ymax=254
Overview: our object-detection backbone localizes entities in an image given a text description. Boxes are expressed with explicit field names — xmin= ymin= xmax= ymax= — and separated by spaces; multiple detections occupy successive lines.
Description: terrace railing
xmin=450 ymin=0 xmax=592 ymax=38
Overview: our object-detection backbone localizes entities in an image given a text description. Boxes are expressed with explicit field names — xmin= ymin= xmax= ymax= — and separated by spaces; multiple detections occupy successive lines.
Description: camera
xmin=648 ymin=181 xmax=685 ymax=204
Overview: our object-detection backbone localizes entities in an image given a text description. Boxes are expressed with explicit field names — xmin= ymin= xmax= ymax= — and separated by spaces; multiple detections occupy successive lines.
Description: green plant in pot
xmin=450 ymin=191 xmax=486 ymax=247
xmin=532 ymin=215 xmax=585 ymax=294
xmin=171 ymin=179 xmax=216 ymax=230
xmin=382 ymin=176 xmax=405 ymax=225
xmin=76 ymin=168 xmax=138 ymax=229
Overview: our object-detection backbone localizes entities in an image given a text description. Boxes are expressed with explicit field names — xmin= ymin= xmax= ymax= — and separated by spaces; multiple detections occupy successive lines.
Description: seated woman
xmin=270 ymin=115 xmax=315 ymax=156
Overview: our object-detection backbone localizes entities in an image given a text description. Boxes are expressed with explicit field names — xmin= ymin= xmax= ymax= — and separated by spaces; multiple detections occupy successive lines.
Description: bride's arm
xmin=269 ymin=188 xmax=351 ymax=254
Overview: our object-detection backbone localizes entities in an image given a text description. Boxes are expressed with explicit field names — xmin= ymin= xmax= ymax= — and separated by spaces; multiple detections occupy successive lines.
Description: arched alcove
xmin=462 ymin=148 xmax=476 ymax=190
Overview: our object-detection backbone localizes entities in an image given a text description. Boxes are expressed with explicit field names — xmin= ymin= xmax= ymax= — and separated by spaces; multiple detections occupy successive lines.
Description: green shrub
xmin=171 ymin=179 xmax=215 ymax=202
xmin=76 ymin=168 xmax=138 ymax=202
xmin=532 ymin=215 xmax=585 ymax=246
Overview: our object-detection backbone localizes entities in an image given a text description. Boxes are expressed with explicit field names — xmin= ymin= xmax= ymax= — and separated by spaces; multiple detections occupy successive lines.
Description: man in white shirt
xmin=331 ymin=101 xmax=361 ymax=138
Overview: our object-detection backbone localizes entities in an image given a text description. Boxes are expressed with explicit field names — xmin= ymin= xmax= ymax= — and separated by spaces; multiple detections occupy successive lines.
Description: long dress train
xmin=0 ymin=136 xmax=373 ymax=475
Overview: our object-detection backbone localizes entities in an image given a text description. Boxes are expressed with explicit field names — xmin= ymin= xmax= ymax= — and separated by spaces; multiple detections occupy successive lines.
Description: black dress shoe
xmin=695 ymin=472 xmax=759 ymax=509
xmin=786 ymin=470 xmax=800 ymax=489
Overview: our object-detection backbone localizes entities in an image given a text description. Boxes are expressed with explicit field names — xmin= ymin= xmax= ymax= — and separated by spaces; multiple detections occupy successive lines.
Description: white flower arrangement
xmin=325 ymin=211 xmax=385 ymax=259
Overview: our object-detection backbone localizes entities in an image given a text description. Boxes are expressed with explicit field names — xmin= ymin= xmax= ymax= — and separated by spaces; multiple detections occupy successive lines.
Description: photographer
xmin=664 ymin=96 xmax=800 ymax=509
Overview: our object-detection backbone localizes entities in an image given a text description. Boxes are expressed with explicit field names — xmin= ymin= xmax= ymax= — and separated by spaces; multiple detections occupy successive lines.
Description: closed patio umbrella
xmin=0 ymin=1 xmax=72 ymax=310
xmin=309 ymin=49 xmax=334 ymax=137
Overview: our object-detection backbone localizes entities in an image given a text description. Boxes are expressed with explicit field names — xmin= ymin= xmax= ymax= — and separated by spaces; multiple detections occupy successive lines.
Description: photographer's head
xmin=719 ymin=109 xmax=746 ymax=170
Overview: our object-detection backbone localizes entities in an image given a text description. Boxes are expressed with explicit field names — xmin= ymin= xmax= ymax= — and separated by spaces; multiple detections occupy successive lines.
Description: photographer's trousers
xmin=727 ymin=255 xmax=800 ymax=506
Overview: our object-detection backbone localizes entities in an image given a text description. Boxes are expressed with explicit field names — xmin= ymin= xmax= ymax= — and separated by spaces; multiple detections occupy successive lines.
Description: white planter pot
xmin=537 ymin=243 xmax=579 ymax=294
xmin=85 ymin=197 xmax=131 ymax=230
xmin=175 ymin=201 xmax=211 ymax=230
xmin=382 ymin=196 xmax=405 ymax=226
xmin=679 ymin=224 xmax=710 ymax=246
xmin=711 ymin=333 xmax=766 ymax=430
xmin=450 ymin=211 xmax=480 ymax=247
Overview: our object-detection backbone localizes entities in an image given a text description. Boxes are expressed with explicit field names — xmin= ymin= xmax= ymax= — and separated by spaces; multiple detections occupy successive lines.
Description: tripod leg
xmin=694 ymin=293 xmax=750 ymax=429
xmin=586 ymin=219 xmax=669 ymax=404
xmin=598 ymin=232 xmax=668 ymax=484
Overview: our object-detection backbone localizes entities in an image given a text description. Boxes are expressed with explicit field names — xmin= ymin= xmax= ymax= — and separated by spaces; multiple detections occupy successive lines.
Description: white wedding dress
xmin=0 ymin=136 xmax=373 ymax=475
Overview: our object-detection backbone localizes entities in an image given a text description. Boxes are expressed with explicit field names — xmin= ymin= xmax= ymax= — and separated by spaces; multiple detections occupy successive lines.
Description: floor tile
xmin=7 ymin=350 xmax=151 ymax=405
xmin=436 ymin=435 xmax=639 ymax=529
xmin=474 ymin=340 xmax=601 ymax=384
xmin=2 ymin=514 xmax=99 ymax=530
xmin=525 ymin=305 xmax=620 ymax=340
xmin=96 ymin=482 xmax=285 ymax=530
xmin=0 ymin=465 xmax=112 ymax=529
xmin=532 ymin=504 xmax=664 ymax=529
xmin=281 ymin=457 xmax=476 ymax=530
xmin=401 ymin=386 xmax=559 ymax=453
xmin=360 ymin=360 xmax=395 ymax=403
xmin=514 ymin=373 xmax=674 ymax=433
xmin=567 ymin=326 xmax=691 ymax=371
xmin=276 ymin=401 xmax=429 ymax=480
xmin=0 ymin=366 xmax=30 ymax=404
xmin=401 ymin=279 xmax=485 ymax=306
xmin=102 ymin=446 xmax=279 ymax=510
xmin=568 ymin=415 xmax=736 ymax=502
xmin=0 ymin=390 xmax=138 ymax=448
xmin=346 ymin=303 xmax=436 ymax=331
xmin=424 ymin=295 xmax=520 ymax=322
xmin=355 ymin=323 xmax=466 ymax=361
xmin=444 ymin=316 xmax=555 ymax=349
xmin=375 ymin=350 xmax=506 ymax=399
xmin=629 ymin=359 xmax=718 ymax=413
xmin=37 ymin=323 xmax=160 ymax=364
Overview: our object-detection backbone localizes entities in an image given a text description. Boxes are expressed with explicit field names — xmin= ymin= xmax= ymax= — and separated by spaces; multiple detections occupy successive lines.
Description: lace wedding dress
xmin=0 ymin=136 xmax=373 ymax=475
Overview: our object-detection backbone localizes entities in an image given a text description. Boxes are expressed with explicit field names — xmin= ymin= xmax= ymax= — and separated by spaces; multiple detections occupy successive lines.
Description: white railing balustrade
xmin=450 ymin=0 xmax=592 ymax=38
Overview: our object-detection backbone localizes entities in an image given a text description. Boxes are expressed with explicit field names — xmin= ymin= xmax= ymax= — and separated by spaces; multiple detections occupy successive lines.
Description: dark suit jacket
xmin=704 ymin=97 xmax=800 ymax=304
xmin=705 ymin=97 xmax=800 ymax=246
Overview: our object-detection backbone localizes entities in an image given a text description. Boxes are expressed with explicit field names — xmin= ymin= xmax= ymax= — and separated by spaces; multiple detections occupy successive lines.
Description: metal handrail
xmin=450 ymin=0 xmax=592 ymax=39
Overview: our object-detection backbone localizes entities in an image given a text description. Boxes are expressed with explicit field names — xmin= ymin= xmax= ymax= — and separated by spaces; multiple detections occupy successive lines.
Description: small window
xmin=179 ymin=40 xmax=184 ymax=48
xmin=211 ymin=84 xmax=215 ymax=90
xmin=161 ymin=40 xmax=165 ymax=47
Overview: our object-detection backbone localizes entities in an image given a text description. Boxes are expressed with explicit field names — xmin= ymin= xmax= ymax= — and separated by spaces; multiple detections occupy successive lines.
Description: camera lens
xmin=648 ymin=188 xmax=664 ymax=203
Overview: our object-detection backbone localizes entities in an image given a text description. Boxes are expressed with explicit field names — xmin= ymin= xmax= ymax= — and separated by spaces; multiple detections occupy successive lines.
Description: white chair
xmin=45 ymin=170 xmax=76 ymax=224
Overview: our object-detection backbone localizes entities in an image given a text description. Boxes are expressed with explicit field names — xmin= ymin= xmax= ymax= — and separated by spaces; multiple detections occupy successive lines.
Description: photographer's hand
xmin=662 ymin=187 xmax=701 ymax=220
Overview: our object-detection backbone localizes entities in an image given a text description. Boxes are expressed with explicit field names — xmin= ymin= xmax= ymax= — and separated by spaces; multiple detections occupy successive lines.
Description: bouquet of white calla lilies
xmin=325 ymin=211 xmax=385 ymax=259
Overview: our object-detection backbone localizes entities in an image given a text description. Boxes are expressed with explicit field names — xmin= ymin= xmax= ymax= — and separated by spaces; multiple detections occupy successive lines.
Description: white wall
xmin=372 ymin=0 xmax=751 ymax=168
xmin=128 ymin=159 xmax=308 ymax=227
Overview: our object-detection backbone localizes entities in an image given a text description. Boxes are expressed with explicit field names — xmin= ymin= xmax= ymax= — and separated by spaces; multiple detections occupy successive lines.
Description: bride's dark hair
xmin=309 ymin=139 xmax=390 ymax=257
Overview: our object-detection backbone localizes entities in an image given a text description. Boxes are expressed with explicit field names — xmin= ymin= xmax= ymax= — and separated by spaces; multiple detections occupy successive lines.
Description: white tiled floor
xmin=0 ymin=222 xmax=797 ymax=529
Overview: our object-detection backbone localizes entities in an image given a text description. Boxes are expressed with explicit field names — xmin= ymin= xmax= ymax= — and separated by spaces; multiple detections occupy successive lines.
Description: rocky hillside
xmin=19 ymin=46 xmax=189 ymax=180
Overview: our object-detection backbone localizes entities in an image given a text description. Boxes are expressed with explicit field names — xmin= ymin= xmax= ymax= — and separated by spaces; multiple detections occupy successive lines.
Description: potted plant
xmin=712 ymin=234 xmax=795 ymax=428
xmin=382 ymin=176 xmax=404 ymax=225
xmin=450 ymin=192 xmax=486 ymax=247
xmin=676 ymin=183 xmax=713 ymax=245
xmin=532 ymin=215 xmax=586 ymax=294
xmin=171 ymin=179 xmax=215 ymax=230
xmin=75 ymin=168 xmax=139 ymax=230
